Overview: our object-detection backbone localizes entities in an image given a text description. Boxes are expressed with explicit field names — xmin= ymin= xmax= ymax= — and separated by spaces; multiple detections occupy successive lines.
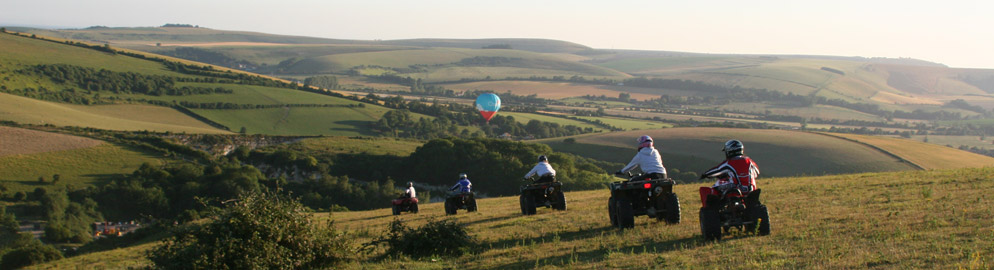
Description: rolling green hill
xmin=0 ymin=31 xmax=429 ymax=136
xmin=32 ymin=168 xmax=994 ymax=269
xmin=0 ymin=131 xmax=164 ymax=193
xmin=0 ymin=93 xmax=229 ymax=134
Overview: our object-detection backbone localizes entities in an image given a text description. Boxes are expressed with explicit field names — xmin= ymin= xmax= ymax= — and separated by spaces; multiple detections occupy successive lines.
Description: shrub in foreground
xmin=381 ymin=218 xmax=475 ymax=258
xmin=147 ymin=192 xmax=356 ymax=269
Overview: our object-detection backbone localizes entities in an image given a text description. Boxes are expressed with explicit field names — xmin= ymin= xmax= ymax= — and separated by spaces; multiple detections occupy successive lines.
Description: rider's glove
xmin=615 ymin=170 xmax=623 ymax=175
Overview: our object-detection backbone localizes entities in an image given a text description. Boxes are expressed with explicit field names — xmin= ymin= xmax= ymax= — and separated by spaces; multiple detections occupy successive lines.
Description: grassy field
xmin=440 ymin=81 xmax=658 ymax=101
xmin=274 ymin=136 xmax=425 ymax=157
xmin=110 ymin=83 xmax=362 ymax=106
xmin=538 ymin=128 xmax=918 ymax=178
xmin=288 ymin=48 xmax=627 ymax=77
xmin=0 ymin=142 xmax=164 ymax=193
xmin=0 ymin=126 xmax=103 ymax=156
xmin=570 ymin=116 xmax=672 ymax=131
xmin=911 ymin=135 xmax=994 ymax=150
xmin=501 ymin=112 xmax=603 ymax=131
xmin=191 ymin=106 xmax=394 ymax=136
xmin=718 ymin=103 xmax=885 ymax=122
xmin=36 ymin=168 xmax=994 ymax=269
xmin=0 ymin=93 xmax=229 ymax=134
xmin=824 ymin=133 xmax=994 ymax=170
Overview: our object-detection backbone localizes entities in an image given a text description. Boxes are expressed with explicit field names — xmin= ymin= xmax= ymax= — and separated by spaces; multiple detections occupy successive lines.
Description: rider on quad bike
xmin=698 ymin=139 xmax=770 ymax=241
xmin=519 ymin=155 xmax=566 ymax=215
xmin=606 ymin=135 xmax=680 ymax=229
xmin=445 ymin=173 xmax=477 ymax=215
xmin=392 ymin=182 xmax=419 ymax=215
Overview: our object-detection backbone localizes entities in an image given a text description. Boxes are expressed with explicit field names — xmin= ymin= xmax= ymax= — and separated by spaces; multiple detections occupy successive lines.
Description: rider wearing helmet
xmin=524 ymin=155 xmax=557 ymax=183
xmin=404 ymin=181 xmax=417 ymax=198
xmin=616 ymin=135 xmax=667 ymax=180
xmin=450 ymin=173 xmax=472 ymax=193
xmin=701 ymin=140 xmax=760 ymax=194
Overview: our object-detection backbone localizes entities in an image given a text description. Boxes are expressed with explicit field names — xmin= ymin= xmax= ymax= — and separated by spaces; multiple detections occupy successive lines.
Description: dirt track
xmin=0 ymin=126 xmax=103 ymax=157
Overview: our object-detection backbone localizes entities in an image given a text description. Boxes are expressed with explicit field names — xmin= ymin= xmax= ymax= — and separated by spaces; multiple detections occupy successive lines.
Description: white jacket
xmin=621 ymin=147 xmax=667 ymax=175
xmin=524 ymin=161 xmax=556 ymax=178
xmin=405 ymin=186 xmax=416 ymax=198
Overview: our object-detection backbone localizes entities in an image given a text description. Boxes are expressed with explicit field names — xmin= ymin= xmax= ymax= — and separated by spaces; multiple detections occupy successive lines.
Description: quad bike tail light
xmin=643 ymin=183 xmax=652 ymax=189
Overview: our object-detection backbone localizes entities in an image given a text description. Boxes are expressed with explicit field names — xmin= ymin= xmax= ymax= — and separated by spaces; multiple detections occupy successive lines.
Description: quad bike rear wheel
xmin=747 ymin=204 xmax=770 ymax=235
xmin=699 ymin=207 xmax=722 ymax=241
xmin=616 ymin=198 xmax=635 ymax=229
xmin=444 ymin=199 xmax=456 ymax=215
xmin=663 ymin=193 xmax=681 ymax=224
xmin=519 ymin=195 xmax=528 ymax=215
xmin=608 ymin=197 xmax=618 ymax=227
xmin=467 ymin=197 xmax=478 ymax=212
xmin=411 ymin=202 xmax=419 ymax=213
xmin=523 ymin=194 xmax=537 ymax=215
xmin=553 ymin=192 xmax=567 ymax=211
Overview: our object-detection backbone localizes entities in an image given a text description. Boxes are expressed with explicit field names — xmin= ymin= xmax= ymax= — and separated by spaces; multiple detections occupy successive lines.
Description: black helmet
xmin=459 ymin=173 xmax=467 ymax=179
xmin=538 ymin=155 xmax=548 ymax=162
xmin=723 ymin=140 xmax=744 ymax=158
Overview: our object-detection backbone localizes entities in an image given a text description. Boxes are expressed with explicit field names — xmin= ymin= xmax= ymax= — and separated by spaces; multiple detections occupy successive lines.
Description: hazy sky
xmin=3 ymin=0 xmax=992 ymax=69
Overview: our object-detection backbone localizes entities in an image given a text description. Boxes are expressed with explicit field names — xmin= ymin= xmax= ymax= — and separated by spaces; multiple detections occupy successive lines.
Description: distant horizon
xmin=3 ymin=0 xmax=991 ymax=69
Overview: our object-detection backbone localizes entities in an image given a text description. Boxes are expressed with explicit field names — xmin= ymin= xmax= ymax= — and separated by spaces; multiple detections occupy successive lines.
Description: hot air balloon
xmin=475 ymin=93 xmax=501 ymax=123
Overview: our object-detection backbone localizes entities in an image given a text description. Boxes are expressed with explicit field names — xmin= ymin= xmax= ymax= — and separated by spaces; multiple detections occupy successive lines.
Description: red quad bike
xmin=519 ymin=177 xmax=567 ymax=215
xmin=607 ymin=172 xmax=680 ymax=229
xmin=444 ymin=192 xmax=478 ymax=215
xmin=698 ymin=185 xmax=770 ymax=241
xmin=391 ymin=196 xmax=419 ymax=215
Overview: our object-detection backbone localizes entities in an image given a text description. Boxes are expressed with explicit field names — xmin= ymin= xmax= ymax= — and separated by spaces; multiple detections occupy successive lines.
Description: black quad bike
xmin=519 ymin=177 xmax=567 ymax=215
xmin=607 ymin=172 xmax=681 ymax=229
xmin=444 ymin=191 xmax=478 ymax=215
xmin=391 ymin=196 xmax=419 ymax=215
xmin=698 ymin=185 xmax=770 ymax=241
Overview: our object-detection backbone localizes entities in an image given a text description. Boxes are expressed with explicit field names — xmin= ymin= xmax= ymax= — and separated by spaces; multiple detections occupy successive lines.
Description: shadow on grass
xmin=330 ymin=120 xmax=379 ymax=136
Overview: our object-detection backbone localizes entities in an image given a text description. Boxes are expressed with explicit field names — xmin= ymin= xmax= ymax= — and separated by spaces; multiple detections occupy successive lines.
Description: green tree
xmin=148 ymin=192 xmax=356 ymax=269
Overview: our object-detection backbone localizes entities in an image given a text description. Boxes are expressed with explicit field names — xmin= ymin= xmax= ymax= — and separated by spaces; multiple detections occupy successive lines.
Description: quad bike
xmin=606 ymin=172 xmax=680 ymax=229
xmin=698 ymin=184 xmax=770 ymax=241
xmin=391 ymin=195 xmax=419 ymax=215
xmin=444 ymin=191 xmax=478 ymax=215
xmin=519 ymin=176 xmax=567 ymax=215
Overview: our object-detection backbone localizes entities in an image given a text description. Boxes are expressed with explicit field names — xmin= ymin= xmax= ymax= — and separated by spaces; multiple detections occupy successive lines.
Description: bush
xmin=147 ymin=191 xmax=356 ymax=269
xmin=381 ymin=218 xmax=474 ymax=258
xmin=0 ymin=244 xmax=63 ymax=270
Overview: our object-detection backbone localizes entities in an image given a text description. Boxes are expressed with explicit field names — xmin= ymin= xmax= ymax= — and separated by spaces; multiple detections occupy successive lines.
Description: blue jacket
xmin=450 ymin=178 xmax=472 ymax=193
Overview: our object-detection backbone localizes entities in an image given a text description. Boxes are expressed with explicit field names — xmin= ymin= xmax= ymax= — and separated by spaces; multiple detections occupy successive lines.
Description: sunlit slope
xmin=539 ymin=128 xmax=917 ymax=177
xmin=593 ymin=54 xmax=994 ymax=105
xmin=288 ymin=48 xmax=628 ymax=79
xmin=0 ymin=93 xmax=229 ymax=134
xmin=36 ymin=168 xmax=994 ymax=269
xmin=0 ymin=140 xmax=164 ymax=193
xmin=0 ymin=32 xmax=410 ymax=136
xmin=824 ymin=133 xmax=994 ymax=169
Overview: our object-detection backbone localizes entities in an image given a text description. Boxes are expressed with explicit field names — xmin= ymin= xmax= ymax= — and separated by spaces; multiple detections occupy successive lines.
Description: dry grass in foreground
xmin=325 ymin=168 xmax=994 ymax=269
xmin=30 ymin=168 xmax=994 ymax=269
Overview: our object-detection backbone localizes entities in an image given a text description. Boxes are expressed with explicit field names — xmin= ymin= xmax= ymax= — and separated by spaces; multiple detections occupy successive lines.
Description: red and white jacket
xmin=703 ymin=155 xmax=760 ymax=193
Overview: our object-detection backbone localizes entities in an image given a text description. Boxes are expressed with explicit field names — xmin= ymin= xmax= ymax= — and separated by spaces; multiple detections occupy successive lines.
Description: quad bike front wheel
xmin=392 ymin=205 xmax=400 ymax=215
